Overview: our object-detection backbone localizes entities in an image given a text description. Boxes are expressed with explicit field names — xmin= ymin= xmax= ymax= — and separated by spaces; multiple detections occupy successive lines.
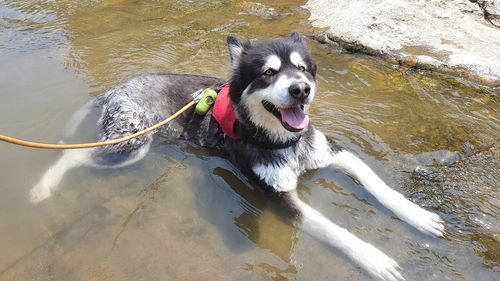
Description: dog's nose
xmin=288 ymin=83 xmax=311 ymax=100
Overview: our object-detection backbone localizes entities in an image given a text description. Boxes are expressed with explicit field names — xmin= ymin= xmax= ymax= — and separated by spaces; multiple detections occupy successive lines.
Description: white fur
xmin=252 ymin=155 xmax=406 ymax=280
xmin=293 ymin=193 xmax=404 ymax=281
xmin=29 ymin=143 xmax=151 ymax=204
xmin=229 ymin=44 xmax=243 ymax=67
xmin=29 ymin=149 xmax=92 ymax=204
xmin=272 ymin=75 xmax=304 ymax=106
xmin=63 ymin=101 xmax=93 ymax=138
xmin=263 ymin=55 xmax=282 ymax=72
xmin=266 ymin=72 xmax=315 ymax=108
xmin=253 ymin=162 xmax=298 ymax=192
xmin=299 ymin=130 xmax=444 ymax=237
xmin=304 ymin=129 xmax=334 ymax=169
xmin=240 ymin=72 xmax=316 ymax=143
xmin=328 ymin=150 xmax=445 ymax=237
xmin=30 ymin=97 xmax=152 ymax=205
xmin=240 ymin=81 xmax=298 ymax=143
xmin=290 ymin=51 xmax=304 ymax=69
xmin=229 ymin=45 xmax=243 ymax=57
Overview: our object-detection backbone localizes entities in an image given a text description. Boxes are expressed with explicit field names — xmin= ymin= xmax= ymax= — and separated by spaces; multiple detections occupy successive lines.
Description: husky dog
xmin=30 ymin=33 xmax=444 ymax=280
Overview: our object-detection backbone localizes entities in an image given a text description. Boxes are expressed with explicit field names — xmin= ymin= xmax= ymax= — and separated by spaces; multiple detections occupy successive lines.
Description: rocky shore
xmin=304 ymin=0 xmax=500 ymax=87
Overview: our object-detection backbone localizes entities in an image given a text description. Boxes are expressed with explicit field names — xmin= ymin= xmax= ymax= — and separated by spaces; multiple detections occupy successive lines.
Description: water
xmin=0 ymin=0 xmax=498 ymax=280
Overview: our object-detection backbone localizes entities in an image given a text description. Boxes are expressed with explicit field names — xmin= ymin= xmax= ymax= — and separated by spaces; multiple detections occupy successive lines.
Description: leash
xmin=0 ymin=89 xmax=217 ymax=150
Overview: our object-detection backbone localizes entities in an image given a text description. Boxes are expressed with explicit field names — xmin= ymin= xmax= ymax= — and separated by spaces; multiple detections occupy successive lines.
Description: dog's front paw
xmin=29 ymin=184 xmax=51 ymax=204
xmin=350 ymin=241 xmax=405 ymax=281
xmin=408 ymin=205 xmax=445 ymax=237
xmin=394 ymin=200 xmax=445 ymax=237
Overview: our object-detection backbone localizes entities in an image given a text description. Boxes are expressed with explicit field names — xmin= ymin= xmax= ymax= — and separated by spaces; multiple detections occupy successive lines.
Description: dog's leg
xmin=277 ymin=191 xmax=405 ymax=281
xmin=29 ymin=149 xmax=93 ymax=204
xmin=329 ymin=150 xmax=444 ymax=237
xmin=29 ymin=141 xmax=152 ymax=204
xmin=255 ymin=165 xmax=404 ymax=280
xmin=307 ymin=129 xmax=444 ymax=237
xmin=30 ymin=95 xmax=157 ymax=204
xmin=29 ymin=100 xmax=100 ymax=204
xmin=63 ymin=100 xmax=97 ymax=138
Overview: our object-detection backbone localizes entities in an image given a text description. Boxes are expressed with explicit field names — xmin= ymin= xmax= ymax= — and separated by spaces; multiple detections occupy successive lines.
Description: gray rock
xmin=415 ymin=150 xmax=463 ymax=166
xmin=303 ymin=0 xmax=500 ymax=86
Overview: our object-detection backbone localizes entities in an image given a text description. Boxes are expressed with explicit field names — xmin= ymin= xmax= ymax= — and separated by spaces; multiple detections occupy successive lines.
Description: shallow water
xmin=0 ymin=0 xmax=499 ymax=280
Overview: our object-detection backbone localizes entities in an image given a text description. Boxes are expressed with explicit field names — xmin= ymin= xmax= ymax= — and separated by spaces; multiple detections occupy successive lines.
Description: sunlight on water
xmin=0 ymin=0 xmax=498 ymax=280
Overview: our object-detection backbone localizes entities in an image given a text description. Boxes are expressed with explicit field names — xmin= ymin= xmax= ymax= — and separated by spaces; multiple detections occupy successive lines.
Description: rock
xmin=414 ymin=150 xmax=463 ymax=166
xmin=412 ymin=166 xmax=441 ymax=182
xmin=471 ymin=0 xmax=500 ymax=27
xmin=303 ymin=0 xmax=500 ymax=87
xmin=239 ymin=3 xmax=286 ymax=20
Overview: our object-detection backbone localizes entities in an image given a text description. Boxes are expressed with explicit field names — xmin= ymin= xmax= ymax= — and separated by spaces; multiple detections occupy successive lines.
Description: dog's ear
xmin=289 ymin=32 xmax=303 ymax=43
xmin=227 ymin=36 xmax=245 ymax=65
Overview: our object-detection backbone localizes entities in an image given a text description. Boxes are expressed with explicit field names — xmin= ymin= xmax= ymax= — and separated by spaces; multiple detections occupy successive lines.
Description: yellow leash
xmin=0 ymin=99 xmax=197 ymax=150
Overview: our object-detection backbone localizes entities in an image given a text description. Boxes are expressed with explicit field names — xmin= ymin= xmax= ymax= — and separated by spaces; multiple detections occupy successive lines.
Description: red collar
xmin=212 ymin=84 xmax=238 ymax=140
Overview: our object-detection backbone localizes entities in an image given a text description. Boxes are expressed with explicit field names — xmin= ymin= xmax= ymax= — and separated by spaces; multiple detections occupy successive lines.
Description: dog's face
xmin=228 ymin=33 xmax=317 ymax=143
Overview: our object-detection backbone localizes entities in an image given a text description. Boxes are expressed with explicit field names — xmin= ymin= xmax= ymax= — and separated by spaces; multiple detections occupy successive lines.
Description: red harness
xmin=212 ymin=84 xmax=238 ymax=140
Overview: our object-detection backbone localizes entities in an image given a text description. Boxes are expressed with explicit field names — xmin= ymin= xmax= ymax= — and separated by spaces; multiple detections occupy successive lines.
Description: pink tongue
xmin=278 ymin=107 xmax=309 ymax=129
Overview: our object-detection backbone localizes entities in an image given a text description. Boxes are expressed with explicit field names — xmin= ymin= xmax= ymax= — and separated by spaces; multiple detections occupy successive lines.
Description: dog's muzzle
xmin=288 ymin=82 xmax=311 ymax=102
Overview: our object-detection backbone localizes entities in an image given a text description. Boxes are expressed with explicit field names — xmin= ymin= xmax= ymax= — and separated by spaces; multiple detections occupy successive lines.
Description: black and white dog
xmin=30 ymin=33 xmax=444 ymax=280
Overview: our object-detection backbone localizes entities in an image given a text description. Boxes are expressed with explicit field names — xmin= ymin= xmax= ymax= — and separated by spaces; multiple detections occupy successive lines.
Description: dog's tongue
xmin=278 ymin=107 xmax=309 ymax=129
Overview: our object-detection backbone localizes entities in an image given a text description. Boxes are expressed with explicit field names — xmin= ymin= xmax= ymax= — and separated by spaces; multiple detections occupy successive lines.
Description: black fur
xmin=95 ymin=33 xmax=336 ymax=190
xmin=228 ymin=34 xmax=317 ymax=103
xmin=31 ymin=34 xmax=441 ymax=281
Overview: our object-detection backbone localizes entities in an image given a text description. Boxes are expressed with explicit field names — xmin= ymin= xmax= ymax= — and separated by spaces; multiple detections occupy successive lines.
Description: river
xmin=0 ymin=1 xmax=498 ymax=280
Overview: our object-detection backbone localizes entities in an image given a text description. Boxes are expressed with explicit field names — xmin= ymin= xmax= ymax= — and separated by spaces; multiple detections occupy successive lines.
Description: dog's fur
xmin=30 ymin=33 xmax=444 ymax=280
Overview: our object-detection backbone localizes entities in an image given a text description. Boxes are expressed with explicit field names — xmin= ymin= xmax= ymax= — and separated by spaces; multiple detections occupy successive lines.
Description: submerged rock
xmin=414 ymin=150 xmax=462 ymax=166
xmin=303 ymin=0 xmax=500 ymax=87
xmin=239 ymin=3 xmax=286 ymax=20
xmin=408 ymin=143 xmax=499 ymax=267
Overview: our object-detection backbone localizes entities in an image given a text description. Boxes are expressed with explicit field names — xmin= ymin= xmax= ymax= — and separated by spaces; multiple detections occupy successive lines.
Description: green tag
xmin=195 ymin=88 xmax=218 ymax=115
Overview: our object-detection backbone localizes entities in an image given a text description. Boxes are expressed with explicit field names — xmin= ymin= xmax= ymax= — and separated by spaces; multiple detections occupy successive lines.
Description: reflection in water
xmin=0 ymin=0 xmax=499 ymax=280
xmin=213 ymin=167 xmax=299 ymax=264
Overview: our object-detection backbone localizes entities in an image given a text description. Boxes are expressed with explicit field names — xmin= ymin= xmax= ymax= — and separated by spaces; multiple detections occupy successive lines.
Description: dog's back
xmin=96 ymin=73 xmax=225 ymax=153
xmin=30 ymin=73 xmax=224 ymax=203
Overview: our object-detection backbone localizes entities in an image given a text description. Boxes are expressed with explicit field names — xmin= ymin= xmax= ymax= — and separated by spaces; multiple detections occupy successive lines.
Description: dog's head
xmin=227 ymin=32 xmax=317 ymax=143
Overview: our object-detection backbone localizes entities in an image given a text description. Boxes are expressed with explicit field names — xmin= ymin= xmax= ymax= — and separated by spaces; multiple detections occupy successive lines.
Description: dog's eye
xmin=298 ymin=65 xmax=306 ymax=72
xmin=264 ymin=69 xmax=276 ymax=76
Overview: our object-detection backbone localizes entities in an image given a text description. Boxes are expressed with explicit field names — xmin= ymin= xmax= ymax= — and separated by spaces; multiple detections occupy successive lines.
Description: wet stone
xmin=414 ymin=149 xmax=462 ymax=166
xmin=239 ymin=3 xmax=286 ymax=20
xmin=463 ymin=141 xmax=476 ymax=157
xmin=413 ymin=166 xmax=441 ymax=182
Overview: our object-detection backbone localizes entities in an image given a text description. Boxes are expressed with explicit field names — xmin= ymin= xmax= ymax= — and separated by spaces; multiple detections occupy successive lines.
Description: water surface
xmin=0 ymin=1 xmax=498 ymax=280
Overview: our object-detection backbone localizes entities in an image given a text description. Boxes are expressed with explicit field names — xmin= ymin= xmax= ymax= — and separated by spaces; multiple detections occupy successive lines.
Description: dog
xmin=30 ymin=33 xmax=444 ymax=280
